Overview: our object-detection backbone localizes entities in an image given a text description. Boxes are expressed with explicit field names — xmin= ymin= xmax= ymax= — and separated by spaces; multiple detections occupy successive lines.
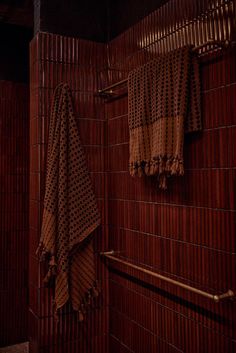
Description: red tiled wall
xmin=29 ymin=2 xmax=236 ymax=353
xmin=106 ymin=6 xmax=236 ymax=353
xmin=29 ymin=32 xmax=108 ymax=353
xmin=0 ymin=81 xmax=29 ymax=346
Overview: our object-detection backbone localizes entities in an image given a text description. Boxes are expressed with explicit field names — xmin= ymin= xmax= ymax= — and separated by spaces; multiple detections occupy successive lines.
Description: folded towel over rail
xmin=128 ymin=46 xmax=202 ymax=189
xmin=37 ymin=83 xmax=101 ymax=321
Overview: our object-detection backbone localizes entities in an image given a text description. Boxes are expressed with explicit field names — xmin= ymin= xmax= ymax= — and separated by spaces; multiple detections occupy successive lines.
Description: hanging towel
xmin=37 ymin=83 xmax=101 ymax=320
xmin=128 ymin=46 xmax=201 ymax=189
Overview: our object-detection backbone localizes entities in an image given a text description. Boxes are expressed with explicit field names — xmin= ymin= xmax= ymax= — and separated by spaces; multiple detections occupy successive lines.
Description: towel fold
xmin=128 ymin=46 xmax=201 ymax=189
xmin=37 ymin=83 xmax=101 ymax=320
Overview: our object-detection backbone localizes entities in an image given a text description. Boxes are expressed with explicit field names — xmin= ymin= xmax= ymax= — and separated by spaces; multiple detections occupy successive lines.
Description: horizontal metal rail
xmin=97 ymin=40 xmax=230 ymax=95
xmin=98 ymin=78 xmax=128 ymax=95
xmin=101 ymin=250 xmax=235 ymax=303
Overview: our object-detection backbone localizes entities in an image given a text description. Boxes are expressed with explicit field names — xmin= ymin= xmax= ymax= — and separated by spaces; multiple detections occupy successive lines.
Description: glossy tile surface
xmin=106 ymin=1 xmax=236 ymax=352
xmin=28 ymin=1 xmax=236 ymax=352
xmin=0 ymin=81 xmax=29 ymax=347
xmin=29 ymin=33 xmax=108 ymax=353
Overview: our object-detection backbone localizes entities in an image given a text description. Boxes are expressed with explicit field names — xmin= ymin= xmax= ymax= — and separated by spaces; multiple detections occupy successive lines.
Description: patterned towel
xmin=128 ymin=46 xmax=201 ymax=189
xmin=37 ymin=83 xmax=101 ymax=320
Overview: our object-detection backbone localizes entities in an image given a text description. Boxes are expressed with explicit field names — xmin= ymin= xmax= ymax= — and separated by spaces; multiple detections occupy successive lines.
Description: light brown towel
xmin=128 ymin=46 xmax=201 ymax=189
xmin=37 ymin=83 xmax=101 ymax=320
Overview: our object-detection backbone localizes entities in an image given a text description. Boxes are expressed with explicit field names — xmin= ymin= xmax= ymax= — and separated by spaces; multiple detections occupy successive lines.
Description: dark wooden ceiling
xmin=0 ymin=0 xmax=33 ymax=27
xmin=0 ymin=0 xmax=167 ymax=82
xmin=0 ymin=0 xmax=167 ymax=42
xmin=108 ymin=0 xmax=168 ymax=40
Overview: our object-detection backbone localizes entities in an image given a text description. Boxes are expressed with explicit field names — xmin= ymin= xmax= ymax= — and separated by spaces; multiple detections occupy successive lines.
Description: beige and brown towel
xmin=37 ymin=83 xmax=101 ymax=320
xmin=128 ymin=46 xmax=201 ymax=189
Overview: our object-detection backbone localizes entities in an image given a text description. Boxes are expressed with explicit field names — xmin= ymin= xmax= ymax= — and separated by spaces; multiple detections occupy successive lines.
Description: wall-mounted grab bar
xmin=97 ymin=39 xmax=231 ymax=97
xmin=98 ymin=78 xmax=128 ymax=96
xmin=100 ymin=250 xmax=235 ymax=303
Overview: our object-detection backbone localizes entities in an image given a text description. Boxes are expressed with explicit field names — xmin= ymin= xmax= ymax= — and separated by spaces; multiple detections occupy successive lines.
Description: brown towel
xmin=37 ymin=83 xmax=101 ymax=320
xmin=128 ymin=46 xmax=201 ymax=189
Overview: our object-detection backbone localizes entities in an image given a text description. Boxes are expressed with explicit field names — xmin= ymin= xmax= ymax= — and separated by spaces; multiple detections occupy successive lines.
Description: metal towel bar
xmin=97 ymin=39 xmax=230 ymax=96
xmin=100 ymin=250 xmax=235 ymax=303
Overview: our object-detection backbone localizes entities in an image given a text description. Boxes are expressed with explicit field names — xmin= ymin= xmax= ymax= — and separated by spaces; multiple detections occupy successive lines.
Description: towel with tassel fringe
xmin=37 ymin=83 xmax=101 ymax=321
xmin=128 ymin=46 xmax=202 ymax=189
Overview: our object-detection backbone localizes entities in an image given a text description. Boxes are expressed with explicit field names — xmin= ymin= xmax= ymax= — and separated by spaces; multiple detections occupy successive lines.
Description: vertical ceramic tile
xmin=106 ymin=1 xmax=236 ymax=352
xmin=0 ymin=81 xmax=29 ymax=346
xmin=29 ymin=32 xmax=108 ymax=353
